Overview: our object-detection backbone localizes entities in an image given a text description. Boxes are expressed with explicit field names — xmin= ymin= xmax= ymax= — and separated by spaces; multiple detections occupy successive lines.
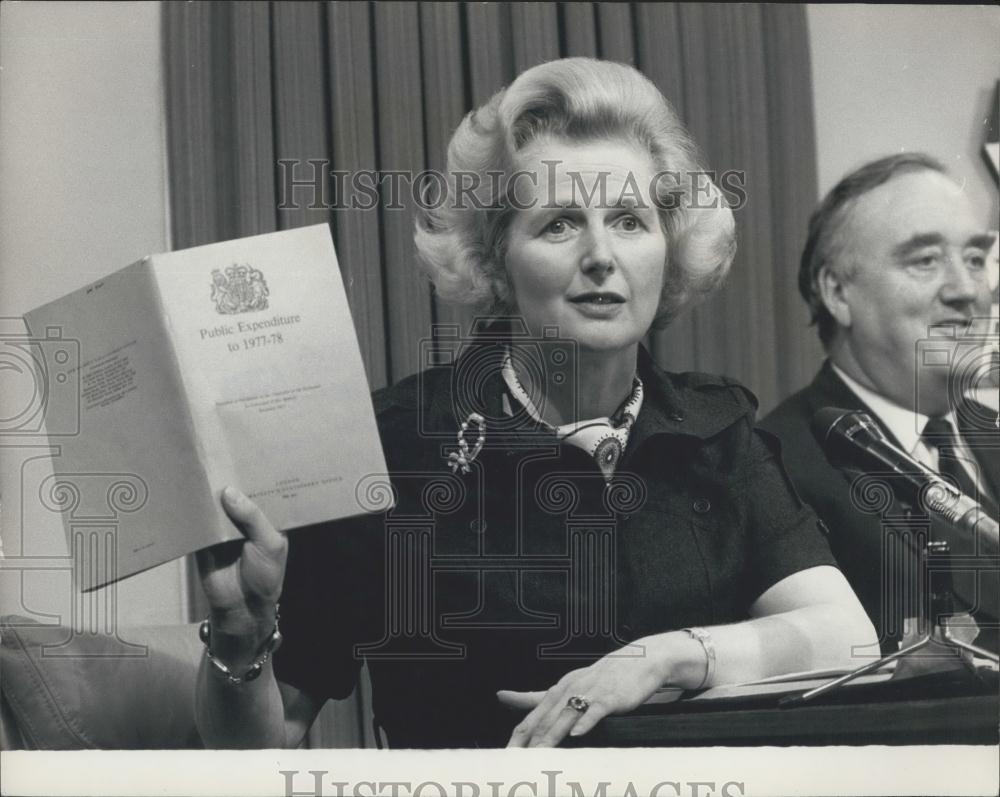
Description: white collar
xmin=830 ymin=362 xmax=961 ymax=455
xmin=499 ymin=350 xmax=643 ymax=439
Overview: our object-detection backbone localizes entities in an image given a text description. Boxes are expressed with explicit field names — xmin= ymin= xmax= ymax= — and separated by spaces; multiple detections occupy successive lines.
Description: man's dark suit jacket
xmin=761 ymin=360 xmax=999 ymax=653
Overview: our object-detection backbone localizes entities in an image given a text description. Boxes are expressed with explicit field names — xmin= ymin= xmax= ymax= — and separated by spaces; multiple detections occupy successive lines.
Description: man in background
xmin=761 ymin=153 xmax=998 ymax=653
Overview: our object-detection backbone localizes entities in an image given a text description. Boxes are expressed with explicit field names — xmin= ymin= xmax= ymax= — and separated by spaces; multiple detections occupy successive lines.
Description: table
xmin=577 ymin=670 xmax=999 ymax=747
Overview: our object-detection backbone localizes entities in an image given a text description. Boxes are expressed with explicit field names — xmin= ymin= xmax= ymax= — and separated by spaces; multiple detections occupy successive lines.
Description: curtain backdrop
xmin=163 ymin=0 xmax=824 ymax=747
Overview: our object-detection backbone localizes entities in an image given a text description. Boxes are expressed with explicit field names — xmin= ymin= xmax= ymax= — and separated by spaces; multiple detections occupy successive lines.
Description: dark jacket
xmin=761 ymin=360 xmax=999 ymax=653
xmin=274 ymin=342 xmax=837 ymax=748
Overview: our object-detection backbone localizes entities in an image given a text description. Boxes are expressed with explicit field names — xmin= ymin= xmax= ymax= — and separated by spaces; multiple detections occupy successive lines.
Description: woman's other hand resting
xmin=498 ymin=565 xmax=878 ymax=747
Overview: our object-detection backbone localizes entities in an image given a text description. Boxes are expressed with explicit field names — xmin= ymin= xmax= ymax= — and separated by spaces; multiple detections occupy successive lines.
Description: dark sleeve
xmin=742 ymin=427 xmax=839 ymax=602
xmin=271 ymin=510 xmax=385 ymax=702
xmin=272 ymin=389 xmax=411 ymax=701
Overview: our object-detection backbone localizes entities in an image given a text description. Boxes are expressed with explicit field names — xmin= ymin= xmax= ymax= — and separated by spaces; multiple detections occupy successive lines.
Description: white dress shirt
xmin=831 ymin=362 xmax=985 ymax=491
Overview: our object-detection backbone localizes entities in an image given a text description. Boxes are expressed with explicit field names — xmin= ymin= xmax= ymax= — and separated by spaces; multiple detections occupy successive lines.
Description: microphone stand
xmin=780 ymin=538 xmax=998 ymax=708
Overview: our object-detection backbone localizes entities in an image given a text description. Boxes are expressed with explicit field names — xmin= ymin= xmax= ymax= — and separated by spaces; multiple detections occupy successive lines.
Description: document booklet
xmin=25 ymin=224 xmax=391 ymax=590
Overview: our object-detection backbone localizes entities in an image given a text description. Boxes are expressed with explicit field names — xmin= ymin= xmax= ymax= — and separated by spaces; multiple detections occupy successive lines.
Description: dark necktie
xmin=921 ymin=416 xmax=982 ymax=504
xmin=922 ymin=419 xmax=1000 ymax=648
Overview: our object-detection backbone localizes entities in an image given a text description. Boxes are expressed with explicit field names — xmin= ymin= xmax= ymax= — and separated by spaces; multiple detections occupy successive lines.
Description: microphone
xmin=812 ymin=407 xmax=999 ymax=548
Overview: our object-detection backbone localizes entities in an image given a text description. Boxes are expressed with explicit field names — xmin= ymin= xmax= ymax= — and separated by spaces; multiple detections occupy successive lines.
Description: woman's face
xmin=503 ymin=136 xmax=667 ymax=355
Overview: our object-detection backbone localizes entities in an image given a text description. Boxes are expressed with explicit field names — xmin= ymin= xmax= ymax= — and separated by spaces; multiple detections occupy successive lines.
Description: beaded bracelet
xmin=199 ymin=605 xmax=283 ymax=685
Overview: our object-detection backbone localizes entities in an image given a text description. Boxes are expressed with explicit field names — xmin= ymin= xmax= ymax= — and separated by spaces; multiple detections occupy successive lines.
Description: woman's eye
xmin=544 ymin=219 xmax=572 ymax=236
xmin=615 ymin=214 xmax=643 ymax=232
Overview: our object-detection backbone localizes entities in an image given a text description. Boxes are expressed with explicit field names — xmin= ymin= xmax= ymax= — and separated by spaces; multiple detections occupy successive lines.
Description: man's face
xmin=828 ymin=169 xmax=994 ymax=414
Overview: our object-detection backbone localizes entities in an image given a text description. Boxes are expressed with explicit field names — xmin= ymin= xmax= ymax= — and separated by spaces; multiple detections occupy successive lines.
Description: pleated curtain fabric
xmin=163 ymin=1 xmax=823 ymax=748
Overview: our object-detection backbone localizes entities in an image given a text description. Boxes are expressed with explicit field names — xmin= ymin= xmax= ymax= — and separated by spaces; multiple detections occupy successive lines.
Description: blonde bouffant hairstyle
xmin=414 ymin=57 xmax=736 ymax=330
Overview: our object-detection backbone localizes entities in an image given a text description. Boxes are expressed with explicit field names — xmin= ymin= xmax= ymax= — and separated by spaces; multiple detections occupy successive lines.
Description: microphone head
xmin=811 ymin=406 xmax=852 ymax=447
xmin=811 ymin=407 xmax=890 ymax=471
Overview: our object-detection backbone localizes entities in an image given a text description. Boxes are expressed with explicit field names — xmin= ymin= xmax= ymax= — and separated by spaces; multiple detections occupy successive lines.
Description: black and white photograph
xmin=1 ymin=2 xmax=998 ymax=796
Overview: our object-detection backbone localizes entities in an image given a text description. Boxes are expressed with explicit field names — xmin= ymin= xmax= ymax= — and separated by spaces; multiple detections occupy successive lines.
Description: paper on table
xmin=643 ymin=662 xmax=899 ymax=706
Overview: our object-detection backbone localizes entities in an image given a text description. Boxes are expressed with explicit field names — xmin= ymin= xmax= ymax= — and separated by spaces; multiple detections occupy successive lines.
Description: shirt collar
xmin=499 ymin=348 xmax=644 ymax=436
xmin=631 ymin=345 xmax=754 ymax=439
xmin=829 ymin=362 xmax=961 ymax=455
xmin=424 ymin=330 xmax=752 ymax=445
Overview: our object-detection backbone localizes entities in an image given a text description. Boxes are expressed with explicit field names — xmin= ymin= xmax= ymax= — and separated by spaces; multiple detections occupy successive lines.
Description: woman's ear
xmin=817 ymin=264 xmax=851 ymax=329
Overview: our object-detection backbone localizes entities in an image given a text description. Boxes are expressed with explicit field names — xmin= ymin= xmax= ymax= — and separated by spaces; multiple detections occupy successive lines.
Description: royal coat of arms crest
xmin=210 ymin=264 xmax=269 ymax=314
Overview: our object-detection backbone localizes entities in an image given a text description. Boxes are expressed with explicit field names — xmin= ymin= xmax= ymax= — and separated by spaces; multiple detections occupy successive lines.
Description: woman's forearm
xmin=195 ymin=657 xmax=288 ymax=748
xmin=498 ymin=600 xmax=878 ymax=747
xmin=194 ymin=612 xmax=290 ymax=749
xmin=644 ymin=603 xmax=879 ymax=690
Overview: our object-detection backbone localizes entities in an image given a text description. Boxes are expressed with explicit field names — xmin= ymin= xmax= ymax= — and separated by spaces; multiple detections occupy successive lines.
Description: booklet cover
xmin=24 ymin=224 xmax=391 ymax=589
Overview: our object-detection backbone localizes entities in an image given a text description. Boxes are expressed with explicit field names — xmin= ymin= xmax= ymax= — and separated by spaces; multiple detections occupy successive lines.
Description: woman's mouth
xmin=569 ymin=292 xmax=626 ymax=317
xmin=569 ymin=292 xmax=626 ymax=305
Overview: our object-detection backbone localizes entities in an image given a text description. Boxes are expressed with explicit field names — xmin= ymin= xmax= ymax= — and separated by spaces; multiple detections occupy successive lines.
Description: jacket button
xmin=470 ymin=519 xmax=486 ymax=534
xmin=669 ymin=410 xmax=685 ymax=422
xmin=693 ymin=498 xmax=711 ymax=514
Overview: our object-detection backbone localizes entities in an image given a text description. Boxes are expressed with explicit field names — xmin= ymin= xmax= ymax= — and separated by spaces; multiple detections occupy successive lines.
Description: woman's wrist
xmin=205 ymin=604 xmax=279 ymax=666
xmin=642 ymin=629 xmax=716 ymax=690
xmin=209 ymin=599 xmax=277 ymax=633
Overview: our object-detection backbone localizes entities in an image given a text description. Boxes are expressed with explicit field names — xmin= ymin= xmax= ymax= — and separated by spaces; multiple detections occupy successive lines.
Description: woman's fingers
xmin=566 ymin=702 xmax=605 ymax=738
xmin=508 ymin=694 xmax=601 ymax=748
xmin=501 ymin=667 xmax=622 ymax=746
xmin=505 ymin=688 xmax=563 ymax=747
xmin=195 ymin=538 xmax=242 ymax=576
xmin=221 ymin=486 xmax=285 ymax=555
xmin=503 ymin=677 xmax=595 ymax=747
xmin=524 ymin=687 xmax=605 ymax=747
xmin=506 ymin=703 xmax=545 ymax=748
xmin=196 ymin=488 xmax=288 ymax=614
xmin=504 ymin=647 xmax=663 ymax=746
xmin=495 ymin=690 xmax=544 ymax=710
xmin=529 ymin=702 xmax=591 ymax=747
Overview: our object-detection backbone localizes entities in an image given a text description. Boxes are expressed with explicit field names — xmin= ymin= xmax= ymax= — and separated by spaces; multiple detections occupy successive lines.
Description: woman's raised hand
xmin=196 ymin=487 xmax=288 ymax=630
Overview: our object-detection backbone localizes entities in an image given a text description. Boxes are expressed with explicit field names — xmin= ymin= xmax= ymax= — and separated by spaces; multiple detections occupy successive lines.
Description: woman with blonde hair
xmin=195 ymin=57 xmax=876 ymax=749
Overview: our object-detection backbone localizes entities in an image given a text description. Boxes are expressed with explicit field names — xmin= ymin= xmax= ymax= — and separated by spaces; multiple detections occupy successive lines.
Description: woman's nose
xmin=580 ymin=229 xmax=615 ymax=277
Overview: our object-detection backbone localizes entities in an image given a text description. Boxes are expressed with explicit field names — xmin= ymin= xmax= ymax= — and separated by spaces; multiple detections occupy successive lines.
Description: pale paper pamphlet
xmin=24 ymin=224 xmax=390 ymax=589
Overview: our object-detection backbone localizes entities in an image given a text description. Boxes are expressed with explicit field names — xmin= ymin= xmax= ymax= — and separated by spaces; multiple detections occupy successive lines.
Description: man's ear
xmin=817 ymin=264 xmax=851 ymax=329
